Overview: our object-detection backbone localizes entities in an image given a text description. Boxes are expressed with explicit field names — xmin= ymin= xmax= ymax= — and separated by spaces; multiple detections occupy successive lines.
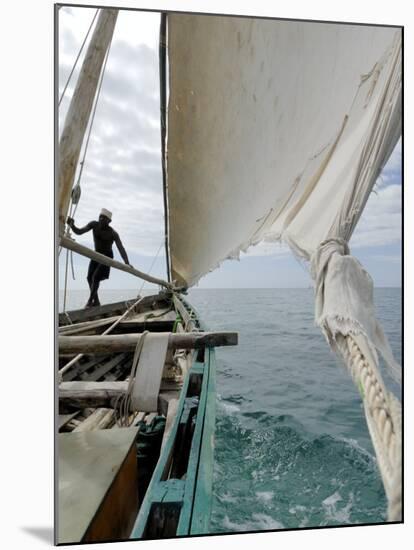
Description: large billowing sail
xmin=167 ymin=15 xmax=400 ymax=287
xmin=166 ymin=14 xmax=402 ymax=520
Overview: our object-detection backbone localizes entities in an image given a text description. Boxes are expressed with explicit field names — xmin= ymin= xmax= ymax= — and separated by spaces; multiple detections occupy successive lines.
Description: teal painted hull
xmin=130 ymin=297 xmax=216 ymax=539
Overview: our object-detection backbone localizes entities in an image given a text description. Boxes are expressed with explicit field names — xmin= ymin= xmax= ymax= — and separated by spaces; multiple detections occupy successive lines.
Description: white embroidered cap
xmin=100 ymin=208 xmax=112 ymax=220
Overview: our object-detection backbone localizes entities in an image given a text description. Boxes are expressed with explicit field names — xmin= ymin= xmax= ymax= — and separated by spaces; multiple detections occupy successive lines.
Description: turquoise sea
xmin=59 ymin=287 xmax=402 ymax=532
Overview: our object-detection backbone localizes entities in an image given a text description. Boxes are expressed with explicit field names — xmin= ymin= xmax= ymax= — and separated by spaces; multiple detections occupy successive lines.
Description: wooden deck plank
xmin=73 ymin=408 xmax=114 ymax=432
xmin=86 ymin=353 xmax=128 ymax=382
xmin=58 ymin=411 xmax=80 ymax=430
xmin=63 ymin=355 xmax=109 ymax=382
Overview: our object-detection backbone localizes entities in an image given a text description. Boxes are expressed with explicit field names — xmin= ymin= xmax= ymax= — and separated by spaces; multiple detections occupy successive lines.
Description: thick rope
xmin=335 ymin=333 xmax=401 ymax=521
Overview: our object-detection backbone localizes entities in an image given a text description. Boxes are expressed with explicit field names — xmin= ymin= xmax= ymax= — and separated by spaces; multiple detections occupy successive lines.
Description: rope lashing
xmin=114 ymin=331 xmax=149 ymax=427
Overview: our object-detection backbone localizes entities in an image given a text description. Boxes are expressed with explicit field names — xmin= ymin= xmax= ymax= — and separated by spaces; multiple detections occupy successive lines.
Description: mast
xmin=58 ymin=8 xmax=118 ymax=236
xmin=159 ymin=13 xmax=171 ymax=282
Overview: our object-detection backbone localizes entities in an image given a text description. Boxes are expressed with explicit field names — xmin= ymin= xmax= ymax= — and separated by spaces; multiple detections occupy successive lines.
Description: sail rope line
xmin=61 ymin=25 xmax=115 ymax=311
xmin=59 ymin=9 xmax=99 ymax=106
xmin=335 ymin=333 xmax=401 ymax=521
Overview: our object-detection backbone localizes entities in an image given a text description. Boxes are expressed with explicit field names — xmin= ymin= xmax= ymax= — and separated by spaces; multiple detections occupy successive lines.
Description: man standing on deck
xmin=67 ymin=208 xmax=131 ymax=308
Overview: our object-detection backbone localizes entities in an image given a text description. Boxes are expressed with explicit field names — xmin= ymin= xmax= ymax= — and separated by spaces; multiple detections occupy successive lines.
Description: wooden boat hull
xmin=57 ymin=292 xmax=217 ymax=542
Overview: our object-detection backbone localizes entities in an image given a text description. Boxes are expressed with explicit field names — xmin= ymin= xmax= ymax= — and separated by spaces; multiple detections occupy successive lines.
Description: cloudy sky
xmin=58 ymin=6 xmax=402 ymax=292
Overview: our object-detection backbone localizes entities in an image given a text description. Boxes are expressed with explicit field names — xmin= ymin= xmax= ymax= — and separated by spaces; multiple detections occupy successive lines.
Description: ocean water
xmin=59 ymin=287 xmax=402 ymax=532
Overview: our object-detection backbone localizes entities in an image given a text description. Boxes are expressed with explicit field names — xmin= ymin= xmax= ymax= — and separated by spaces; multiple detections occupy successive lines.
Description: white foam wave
xmin=222 ymin=513 xmax=284 ymax=532
xmin=256 ymin=491 xmax=274 ymax=503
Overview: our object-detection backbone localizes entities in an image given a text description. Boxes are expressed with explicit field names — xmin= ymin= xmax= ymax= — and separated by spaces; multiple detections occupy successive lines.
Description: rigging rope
xmin=60 ymin=24 xmax=115 ymax=309
xmin=58 ymin=9 xmax=99 ymax=106
xmin=335 ymin=333 xmax=401 ymax=521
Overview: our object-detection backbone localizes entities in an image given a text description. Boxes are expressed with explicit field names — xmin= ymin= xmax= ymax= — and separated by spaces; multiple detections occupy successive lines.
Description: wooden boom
xmin=59 ymin=331 xmax=238 ymax=354
xmin=60 ymin=236 xmax=174 ymax=290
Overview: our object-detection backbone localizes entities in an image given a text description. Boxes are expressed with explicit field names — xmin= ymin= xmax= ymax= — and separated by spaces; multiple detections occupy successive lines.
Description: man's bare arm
xmin=67 ymin=217 xmax=94 ymax=235
xmin=114 ymin=232 xmax=130 ymax=265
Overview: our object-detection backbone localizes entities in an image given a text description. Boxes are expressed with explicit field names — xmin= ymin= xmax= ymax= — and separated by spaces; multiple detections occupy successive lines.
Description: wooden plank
xmin=58 ymin=428 xmax=139 ymax=543
xmin=59 ymin=316 xmax=120 ymax=335
xmin=63 ymin=355 xmax=109 ymax=382
xmin=59 ymin=331 xmax=238 ymax=354
xmin=85 ymin=353 xmax=128 ymax=382
xmin=83 ymin=442 xmax=139 ymax=543
xmin=160 ymin=399 xmax=179 ymax=451
xmin=129 ymin=369 xmax=194 ymax=539
xmin=190 ymin=348 xmax=216 ymax=534
xmin=158 ymin=391 xmax=180 ymax=417
xmin=60 ymin=380 xmax=181 ymax=411
xmin=58 ymin=411 xmax=80 ymax=430
xmin=59 ymin=293 xmax=172 ymax=326
xmin=73 ymin=408 xmax=114 ymax=432
xmin=176 ymin=363 xmax=209 ymax=535
xmin=59 ymin=381 xmax=128 ymax=409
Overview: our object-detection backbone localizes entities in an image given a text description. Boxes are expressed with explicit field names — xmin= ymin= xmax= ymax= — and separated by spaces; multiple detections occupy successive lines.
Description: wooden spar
xmin=59 ymin=381 xmax=128 ymax=409
xmin=59 ymin=331 xmax=238 ymax=354
xmin=60 ymin=236 xmax=174 ymax=290
xmin=58 ymin=9 xmax=118 ymax=234
xmin=59 ymin=316 xmax=120 ymax=335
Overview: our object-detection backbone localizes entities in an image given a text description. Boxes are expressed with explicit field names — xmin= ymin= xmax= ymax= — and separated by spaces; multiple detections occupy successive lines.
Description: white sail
xmin=166 ymin=14 xmax=402 ymax=520
xmin=167 ymin=15 xmax=400 ymax=287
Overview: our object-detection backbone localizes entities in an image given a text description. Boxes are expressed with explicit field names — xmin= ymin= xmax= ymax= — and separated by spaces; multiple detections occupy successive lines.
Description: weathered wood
xmin=73 ymin=408 xmax=114 ymax=432
xmin=59 ymin=296 xmax=145 ymax=378
xmin=63 ymin=354 xmax=109 ymax=382
xmin=66 ymin=419 xmax=82 ymax=430
xmin=86 ymin=353 xmax=127 ymax=382
xmin=61 ymin=236 xmax=174 ymax=289
xmin=58 ymin=9 xmax=118 ymax=233
xmin=161 ymin=398 xmax=179 ymax=451
xmin=59 ymin=316 xmax=120 ymax=335
xmin=173 ymin=295 xmax=198 ymax=330
xmin=59 ymin=383 xmax=180 ymax=412
xmin=58 ymin=411 xmax=80 ymax=430
xmin=59 ymin=381 xmax=128 ymax=409
xmin=158 ymin=391 xmax=180 ymax=417
xmin=59 ymin=299 xmax=138 ymax=326
xmin=59 ymin=331 xmax=238 ymax=354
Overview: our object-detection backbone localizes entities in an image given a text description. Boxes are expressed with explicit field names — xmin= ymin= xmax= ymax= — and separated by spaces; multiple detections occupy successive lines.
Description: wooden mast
xmin=58 ymin=9 xmax=118 ymax=236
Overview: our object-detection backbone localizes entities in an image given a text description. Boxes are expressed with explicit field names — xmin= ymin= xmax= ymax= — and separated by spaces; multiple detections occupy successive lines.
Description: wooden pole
xmin=59 ymin=381 xmax=128 ymax=409
xmin=59 ymin=331 xmax=238 ymax=354
xmin=58 ymin=9 xmax=118 ymax=234
xmin=60 ymin=236 xmax=174 ymax=290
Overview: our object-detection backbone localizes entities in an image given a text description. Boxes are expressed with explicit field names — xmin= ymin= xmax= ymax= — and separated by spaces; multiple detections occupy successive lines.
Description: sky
xmin=58 ymin=6 xmax=402 ymax=292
